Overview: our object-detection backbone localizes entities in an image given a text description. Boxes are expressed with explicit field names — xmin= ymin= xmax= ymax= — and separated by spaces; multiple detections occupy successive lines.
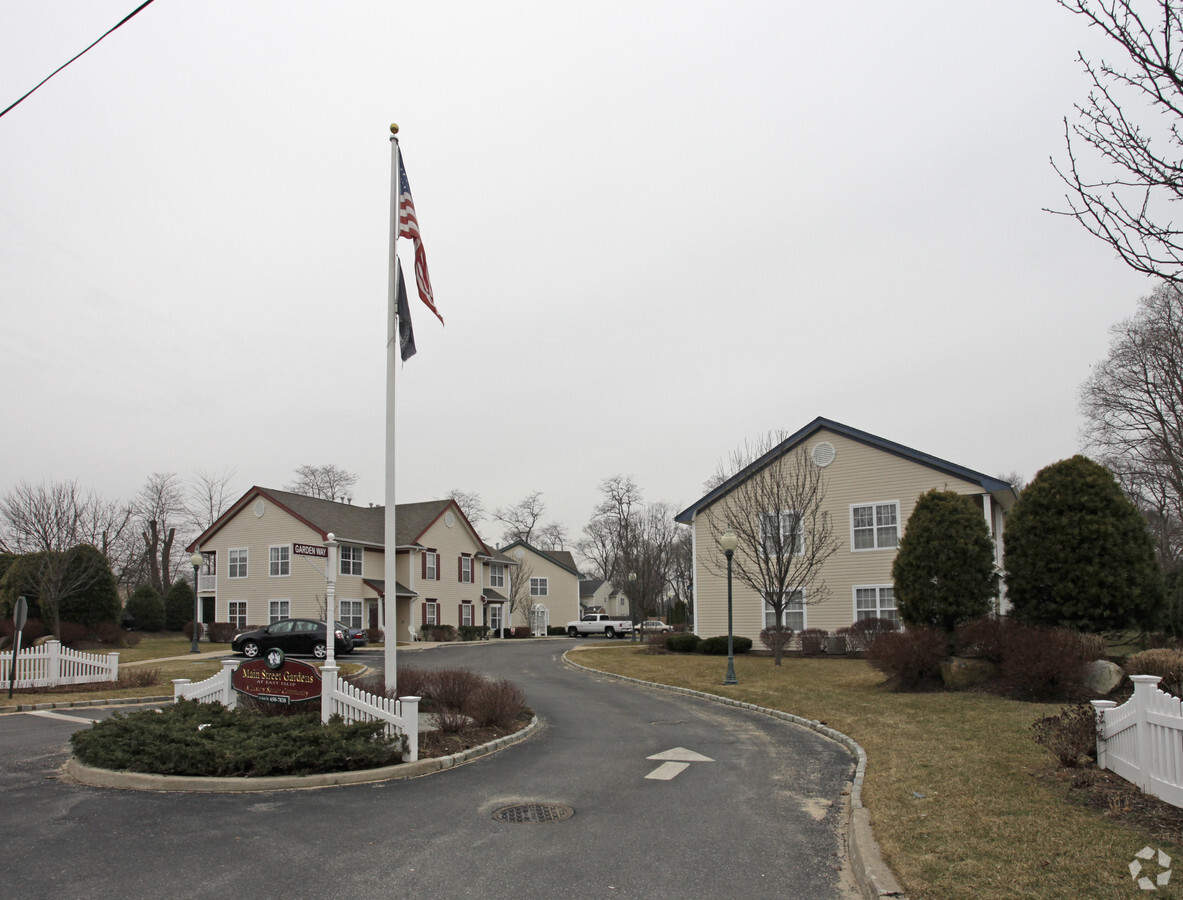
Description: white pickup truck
xmin=566 ymin=613 xmax=634 ymax=639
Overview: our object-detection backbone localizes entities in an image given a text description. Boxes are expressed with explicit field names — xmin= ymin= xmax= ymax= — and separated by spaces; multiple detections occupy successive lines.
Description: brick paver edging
xmin=562 ymin=649 xmax=907 ymax=900
xmin=63 ymin=715 xmax=540 ymax=793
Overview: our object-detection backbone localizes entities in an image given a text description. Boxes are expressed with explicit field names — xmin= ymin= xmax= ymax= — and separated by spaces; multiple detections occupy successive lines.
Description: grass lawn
xmin=576 ymin=646 xmax=1182 ymax=900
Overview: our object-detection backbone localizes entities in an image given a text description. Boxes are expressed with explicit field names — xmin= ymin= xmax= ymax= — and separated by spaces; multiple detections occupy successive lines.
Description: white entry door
xmin=488 ymin=603 xmax=504 ymax=635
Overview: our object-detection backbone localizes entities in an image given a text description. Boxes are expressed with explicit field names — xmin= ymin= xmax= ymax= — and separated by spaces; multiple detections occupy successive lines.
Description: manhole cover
xmin=492 ymin=803 xmax=574 ymax=824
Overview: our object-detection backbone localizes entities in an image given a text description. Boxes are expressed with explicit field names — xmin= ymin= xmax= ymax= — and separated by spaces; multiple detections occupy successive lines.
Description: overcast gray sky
xmin=0 ymin=1 xmax=1153 ymax=545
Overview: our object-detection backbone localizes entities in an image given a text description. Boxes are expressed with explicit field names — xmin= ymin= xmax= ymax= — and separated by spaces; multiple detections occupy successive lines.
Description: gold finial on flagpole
xmin=390 ymin=123 xmax=399 ymax=135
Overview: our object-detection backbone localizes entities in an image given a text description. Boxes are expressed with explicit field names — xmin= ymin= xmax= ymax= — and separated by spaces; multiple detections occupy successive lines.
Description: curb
xmin=63 ymin=715 xmax=540 ymax=793
xmin=562 ymin=650 xmax=907 ymax=900
xmin=0 ymin=695 xmax=172 ymax=715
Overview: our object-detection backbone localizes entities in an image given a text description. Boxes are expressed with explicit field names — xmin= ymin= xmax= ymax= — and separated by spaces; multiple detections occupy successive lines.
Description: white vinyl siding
xmin=851 ymin=502 xmax=899 ymax=550
xmin=228 ymin=548 xmax=248 ymax=579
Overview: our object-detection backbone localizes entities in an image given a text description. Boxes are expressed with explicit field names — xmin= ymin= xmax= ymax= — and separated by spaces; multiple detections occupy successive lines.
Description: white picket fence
xmin=1094 ymin=674 xmax=1183 ymax=808
xmin=173 ymin=661 xmax=420 ymax=762
xmin=0 ymin=640 xmax=119 ymax=689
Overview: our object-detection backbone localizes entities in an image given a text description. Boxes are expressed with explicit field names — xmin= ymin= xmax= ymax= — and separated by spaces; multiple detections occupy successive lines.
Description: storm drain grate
xmin=651 ymin=720 xmax=689 ymax=726
xmin=492 ymin=803 xmax=574 ymax=824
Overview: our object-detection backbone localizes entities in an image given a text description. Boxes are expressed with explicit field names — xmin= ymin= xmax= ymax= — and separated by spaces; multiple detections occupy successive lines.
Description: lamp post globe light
xmin=719 ymin=530 xmax=738 ymax=685
xmin=189 ymin=551 xmax=204 ymax=653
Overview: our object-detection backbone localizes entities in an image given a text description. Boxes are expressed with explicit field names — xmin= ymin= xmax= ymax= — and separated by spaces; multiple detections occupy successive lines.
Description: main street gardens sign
xmin=231 ymin=650 xmax=321 ymax=705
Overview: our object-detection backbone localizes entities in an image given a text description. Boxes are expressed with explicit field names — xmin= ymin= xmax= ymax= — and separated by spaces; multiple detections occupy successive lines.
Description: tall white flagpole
xmin=384 ymin=124 xmax=401 ymax=694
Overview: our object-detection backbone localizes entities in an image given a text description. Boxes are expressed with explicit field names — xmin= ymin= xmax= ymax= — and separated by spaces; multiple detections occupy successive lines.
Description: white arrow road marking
xmin=24 ymin=710 xmax=98 ymax=724
xmin=645 ymin=747 xmax=715 ymax=780
xmin=647 ymin=747 xmax=715 ymax=763
xmin=646 ymin=762 xmax=690 ymax=780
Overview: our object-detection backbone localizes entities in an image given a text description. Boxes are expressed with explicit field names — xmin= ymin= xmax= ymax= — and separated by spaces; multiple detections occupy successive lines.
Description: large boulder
xmin=1084 ymin=659 xmax=1125 ymax=695
xmin=940 ymin=656 xmax=998 ymax=689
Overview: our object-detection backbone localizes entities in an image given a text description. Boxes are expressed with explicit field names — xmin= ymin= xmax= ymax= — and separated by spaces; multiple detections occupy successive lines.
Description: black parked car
xmin=231 ymin=619 xmax=352 ymax=660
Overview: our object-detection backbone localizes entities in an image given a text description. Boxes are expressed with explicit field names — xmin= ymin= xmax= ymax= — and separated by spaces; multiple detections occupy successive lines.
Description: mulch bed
xmin=1038 ymin=765 xmax=1183 ymax=845
xmin=418 ymin=718 xmax=529 ymax=759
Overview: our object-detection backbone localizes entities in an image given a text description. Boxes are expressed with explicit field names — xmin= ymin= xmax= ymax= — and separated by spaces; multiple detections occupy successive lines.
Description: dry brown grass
xmin=576 ymin=646 xmax=1183 ymax=900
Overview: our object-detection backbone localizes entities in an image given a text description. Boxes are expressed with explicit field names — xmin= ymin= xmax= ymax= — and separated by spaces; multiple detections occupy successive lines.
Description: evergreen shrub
xmin=125 ymin=585 xmax=165 ymax=632
xmin=695 ymin=635 xmax=753 ymax=655
xmin=665 ymin=633 xmax=701 ymax=653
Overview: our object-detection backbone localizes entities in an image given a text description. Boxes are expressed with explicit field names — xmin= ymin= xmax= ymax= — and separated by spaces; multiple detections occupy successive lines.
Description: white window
xmin=764 ymin=590 xmax=805 ymax=631
xmin=340 ymin=545 xmax=363 ymax=577
xmin=424 ymin=550 xmax=439 ymax=581
xmin=340 ymin=599 xmax=362 ymax=629
xmin=851 ymin=502 xmax=899 ymax=550
xmin=489 ymin=563 xmax=505 ymax=588
xmin=269 ymin=545 xmax=290 ymax=577
xmin=228 ymin=548 xmax=248 ymax=579
xmin=460 ymin=555 xmax=473 ymax=584
xmin=424 ymin=601 xmax=439 ymax=626
xmin=269 ymin=600 xmax=290 ymax=623
xmin=530 ymin=577 xmax=549 ymax=597
xmin=761 ymin=511 xmax=803 ymax=557
xmin=855 ymin=586 xmax=898 ymax=624
xmin=461 ymin=603 xmax=474 ymax=627
xmin=228 ymin=601 xmax=247 ymax=629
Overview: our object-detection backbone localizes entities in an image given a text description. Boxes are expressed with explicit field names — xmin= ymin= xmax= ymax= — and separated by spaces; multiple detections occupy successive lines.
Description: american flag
xmin=398 ymin=154 xmax=443 ymax=325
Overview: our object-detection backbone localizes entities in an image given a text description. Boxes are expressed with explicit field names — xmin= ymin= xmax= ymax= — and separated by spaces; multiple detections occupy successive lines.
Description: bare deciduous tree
xmin=1051 ymin=0 xmax=1183 ymax=283
xmin=1081 ymin=281 xmax=1183 ymax=568
xmin=575 ymin=475 xmax=643 ymax=586
xmin=188 ymin=467 xmax=237 ymax=533
xmin=445 ymin=489 xmax=485 ymax=526
xmin=285 ymin=464 xmax=359 ymax=503
xmin=507 ymin=559 xmax=536 ymax=627
xmin=702 ymin=437 xmax=840 ymax=666
xmin=0 ymin=480 xmax=122 ymax=636
xmin=494 ymin=491 xmax=547 ymax=545
xmin=534 ymin=521 xmax=568 ymax=551
xmin=616 ymin=501 xmax=679 ymax=629
xmin=135 ymin=472 xmax=187 ymax=595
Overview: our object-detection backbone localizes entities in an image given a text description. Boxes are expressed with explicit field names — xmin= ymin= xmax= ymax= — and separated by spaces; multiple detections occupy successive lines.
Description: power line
xmin=0 ymin=0 xmax=160 ymax=121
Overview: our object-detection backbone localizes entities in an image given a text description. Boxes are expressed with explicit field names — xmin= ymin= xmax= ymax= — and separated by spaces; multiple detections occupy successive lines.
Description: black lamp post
xmin=190 ymin=551 xmax=203 ymax=653
xmin=627 ymin=572 xmax=637 ymax=641
xmin=720 ymin=530 xmax=738 ymax=685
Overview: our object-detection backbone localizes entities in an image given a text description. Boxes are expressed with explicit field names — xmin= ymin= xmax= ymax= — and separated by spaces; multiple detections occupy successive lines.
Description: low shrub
xmin=366 ymin=628 xmax=384 ymax=643
xmin=998 ymin=625 xmax=1092 ymax=701
xmin=430 ymin=705 xmax=470 ymax=734
xmin=457 ymin=625 xmax=490 ymax=642
xmin=845 ymin=617 xmax=899 ymax=652
xmin=93 ymin=622 xmax=127 ymax=645
xmin=954 ymin=616 xmax=1009 ymax=663
xmin=1125 ymin=648 xmax=1183 ymax=697
xmin=645 ymin=632 xmax=667 ymax=654
xmin=508 ymin=626 xmax=533 ymax=638
xmin=58 ymin=621 xmax=91 ymax=645
xmin=547 ymin=626 xmax=569 ymax=636
xmin=759 ymin=627 xmax=794 ymax=653
xmin=183 ymin=621 xmax=204 ymax=641
xmin=867 ymin=626 xmax=947 ymax=691
xmin=465 ymin=678 xmax=527 ymax=728
xmin=695 ymin=635 xmax=754 ymax=655
xmin=798 ymin=628 xmax=828 ymax=655
xmin=425 ymin=625 xmax=457 ymax=642
xmin=430 ymin=667 xmax=485 ymax=711
xmin=69 ymin=700 xmax=406 ymax=776
xmin=1031 ymin=701 xmax=1099 ymax=767
xmin=665 ymin=633 xmax=701 ymax=653
xmin=206 ymin=622 xmax=238 ymax=643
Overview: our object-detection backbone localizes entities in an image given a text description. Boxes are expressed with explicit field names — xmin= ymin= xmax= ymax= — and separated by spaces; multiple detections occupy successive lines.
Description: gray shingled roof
xmin=189 ymin=488 xmax=467 ymax=551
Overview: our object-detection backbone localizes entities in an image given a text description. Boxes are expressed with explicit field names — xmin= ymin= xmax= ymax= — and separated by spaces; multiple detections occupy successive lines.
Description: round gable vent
xmin=445 ymin=511 xmax=455 ymax=528
xmin=812 ymin=441 xmax=836 ymax=468
xmin=254 ymin=499 xmax=266 ymax=518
